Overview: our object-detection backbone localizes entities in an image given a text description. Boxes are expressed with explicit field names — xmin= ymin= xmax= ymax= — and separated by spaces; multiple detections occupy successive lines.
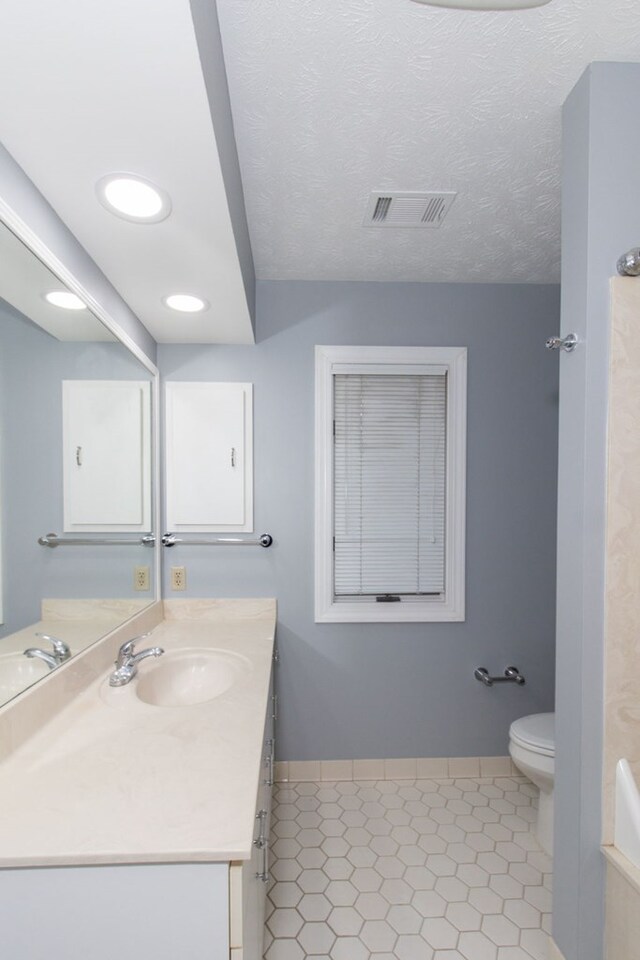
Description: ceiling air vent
xmin=364 ymin=191 xmax=456 ymax=229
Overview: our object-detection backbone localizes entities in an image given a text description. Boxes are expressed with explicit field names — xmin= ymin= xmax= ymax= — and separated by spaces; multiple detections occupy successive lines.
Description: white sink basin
xmin=0 ymin=652 xmax=51 ymax=702
xmin=135 ymin=648 xmax=252 ymax=707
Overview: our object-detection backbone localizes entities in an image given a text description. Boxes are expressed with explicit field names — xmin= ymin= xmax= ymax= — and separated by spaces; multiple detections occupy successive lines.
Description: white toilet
xmin=508 ymin=712 xmax=555 ymax=856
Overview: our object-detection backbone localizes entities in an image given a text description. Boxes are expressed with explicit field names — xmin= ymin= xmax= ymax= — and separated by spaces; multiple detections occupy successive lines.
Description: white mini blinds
xmin=315 ymin=346 xmax=466 ymax=623
xmin=333 ymin=372 xmax=447 ymax=600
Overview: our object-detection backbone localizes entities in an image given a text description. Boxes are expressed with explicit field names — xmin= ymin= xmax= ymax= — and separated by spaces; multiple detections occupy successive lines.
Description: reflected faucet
xmin=36 ymin=633 xmax=71 ymax=662
xmin=109 ymin=633 xmax=164 ymax=687
xmin=24 ymin=648 xmax=58 ymax=670
xmin=24 ymin=633 xmax=72 ymax=671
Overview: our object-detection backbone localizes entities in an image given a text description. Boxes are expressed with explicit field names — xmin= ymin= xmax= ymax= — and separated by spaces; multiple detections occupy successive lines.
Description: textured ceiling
xmin=216 ymin=0 xmax=640 ymax=284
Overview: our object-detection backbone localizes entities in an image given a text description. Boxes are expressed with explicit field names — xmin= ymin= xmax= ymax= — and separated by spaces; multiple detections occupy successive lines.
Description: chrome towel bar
xmin=474 ymin=666 xmax=525 ymax=687
xmin=38 ymin=533 xmax=156 ymax=548
xmin=162 ymin=533 xmax=273 ymax=548
xmin=39 ymin=532 xmax=274 ymax=548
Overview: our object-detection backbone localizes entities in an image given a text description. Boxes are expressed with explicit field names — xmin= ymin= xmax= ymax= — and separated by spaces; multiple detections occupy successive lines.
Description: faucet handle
xmin=109 ymin=634 xmax=162 ymax=687
xmin=36 ymin=632 xmax=71 ymax=661
xmin=116 ymin=633 xmax=151 ymax=661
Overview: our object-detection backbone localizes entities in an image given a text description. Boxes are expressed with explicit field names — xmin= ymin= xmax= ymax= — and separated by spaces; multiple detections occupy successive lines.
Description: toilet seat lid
xmin=510 ymin=712 xmax=555 ymax=757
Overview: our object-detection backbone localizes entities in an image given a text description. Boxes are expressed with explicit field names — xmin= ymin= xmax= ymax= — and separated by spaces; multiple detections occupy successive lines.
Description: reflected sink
xmin=135 ymin=648 xmax=252 ymax=707
xmin=0 ymin=652 xmax=51 ymax=702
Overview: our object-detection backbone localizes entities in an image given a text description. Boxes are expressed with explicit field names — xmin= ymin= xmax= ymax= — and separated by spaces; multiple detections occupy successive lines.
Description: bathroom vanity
xmin=0 ymin=599 xmax=277 ymax=960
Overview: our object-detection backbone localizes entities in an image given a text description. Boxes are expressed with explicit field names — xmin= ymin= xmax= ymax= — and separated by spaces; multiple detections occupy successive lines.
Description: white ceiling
xmin=0 ymin=0 xmax=639 ymax=349
xmin=0 ymin=0 xmax=254 ymax=344
xmin=216 ymin=0 xmax=640 ymax=284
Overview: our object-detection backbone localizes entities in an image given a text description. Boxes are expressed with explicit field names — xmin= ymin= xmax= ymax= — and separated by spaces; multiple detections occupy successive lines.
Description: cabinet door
xmin=229 ymin=833 xmax=266 ymax=960
xmin=62 ymin=380 xmax=151 ymax=532
xmin=229 ymin=665 xmax=274 ymax=960
xmin=0 ymin=862 xmax=229 ymax=960
xmin=165 ymin=381 xmax=253 ymax=533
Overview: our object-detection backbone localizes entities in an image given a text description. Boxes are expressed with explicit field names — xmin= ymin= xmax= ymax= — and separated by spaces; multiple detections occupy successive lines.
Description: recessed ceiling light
xmin=411 ymin=0 xmax=551 ymax=7
xmin=163 ymin=294 xmax=209 ymax=313
xmin=96 ymin=174 xmax=171 ymax=223
xmin=44 ymin=290 xmax=87 ymax=310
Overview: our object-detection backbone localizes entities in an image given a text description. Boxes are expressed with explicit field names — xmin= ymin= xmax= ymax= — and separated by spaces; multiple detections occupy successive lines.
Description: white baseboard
xmin=275 ymin=755 xmax=521 ymax=782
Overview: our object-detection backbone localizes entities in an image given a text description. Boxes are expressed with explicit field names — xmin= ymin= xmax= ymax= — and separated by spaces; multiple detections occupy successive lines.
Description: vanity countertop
xmin=1 ymin=599 xmax=154 ymax=654
xmin=0 ymin=615 xmax=136 ymax=659
xmin=0 ymin=599 xmax=276 ymax=868
xmin=0 ymin=599 xmax=155 ymax=707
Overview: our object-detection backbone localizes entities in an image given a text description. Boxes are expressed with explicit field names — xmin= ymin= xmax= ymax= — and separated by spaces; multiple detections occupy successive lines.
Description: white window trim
xmin=315 ymin=345 xmax=467 ymax=623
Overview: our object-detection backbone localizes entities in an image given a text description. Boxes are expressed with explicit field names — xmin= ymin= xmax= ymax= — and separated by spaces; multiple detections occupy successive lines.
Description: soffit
xmin=0 ymin=0 xmax=254 ymax=343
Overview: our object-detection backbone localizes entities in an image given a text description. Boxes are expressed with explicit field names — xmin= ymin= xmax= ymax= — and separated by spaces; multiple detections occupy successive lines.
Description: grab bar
xmin=162 ymin=533 xmax=273 ymax=548
xmin=474 ymin=666 xmax=525 ymax=687
xmin=40 ymin=531 xmax=274 ymax=549
xmin=38 ymin=533 xmax=156 ymax=548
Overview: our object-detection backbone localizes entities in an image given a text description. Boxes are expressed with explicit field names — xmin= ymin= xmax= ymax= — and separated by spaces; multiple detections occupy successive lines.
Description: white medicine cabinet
xmin=62 ymin=380 xmax=152 ymax=532
xmin=164 ymin=381 xmax=254 ymax=533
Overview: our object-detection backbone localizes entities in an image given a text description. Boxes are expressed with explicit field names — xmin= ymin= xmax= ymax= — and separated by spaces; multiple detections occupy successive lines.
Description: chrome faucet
xmin=24 ymin=633 xmax=72 ymax=670
xmin=109 ymin=633 xmax=164 ymax=687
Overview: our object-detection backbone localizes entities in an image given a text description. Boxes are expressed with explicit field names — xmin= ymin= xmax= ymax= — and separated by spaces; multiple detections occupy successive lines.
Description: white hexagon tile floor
xmin=263 ymin=776 xmax=552 ymax=960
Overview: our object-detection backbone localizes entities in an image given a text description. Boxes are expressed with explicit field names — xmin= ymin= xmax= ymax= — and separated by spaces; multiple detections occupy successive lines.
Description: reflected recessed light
xmin=411 ymin=0 xmax=550 ymax=6
xmin=44 ymin=290 xmax=87 ymax=310
xmin=163 ymin=294 xmax=209 ymax=313
xmin=96 ymin=174 xmax=171 ymax=223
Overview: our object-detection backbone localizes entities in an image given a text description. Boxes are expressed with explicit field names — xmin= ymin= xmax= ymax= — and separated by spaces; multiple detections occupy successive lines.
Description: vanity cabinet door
xmin=229 ymin=819 xmax=267 ymax=960
xmin=0 ymin=862 xmax=229 ymax=959
xmin=229 ymin=666 xmax=274 ymax=960
xmin=62 ymin=379 xmax=151 ymax=532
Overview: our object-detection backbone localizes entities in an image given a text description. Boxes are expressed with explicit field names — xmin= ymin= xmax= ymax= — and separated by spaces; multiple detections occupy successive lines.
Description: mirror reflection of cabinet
xmin=63 ymin=380 xmax=151 ymax=532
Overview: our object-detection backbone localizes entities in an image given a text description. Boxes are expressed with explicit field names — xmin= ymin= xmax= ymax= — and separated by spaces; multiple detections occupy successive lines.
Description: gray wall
xmin=159 ymin=279 xmax=559 ymax=761
xmin=553 ymin=62 xmax=640 ymax=960
xmin=0 ymin=300 xmax=153 ymax=639
xmin=0 ymin=142 xmax=157 ymax=365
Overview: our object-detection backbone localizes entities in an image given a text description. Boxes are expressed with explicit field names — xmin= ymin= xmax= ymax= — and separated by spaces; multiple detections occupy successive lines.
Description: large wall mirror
xmin=0 ymin=218 xmax=158 ymax=708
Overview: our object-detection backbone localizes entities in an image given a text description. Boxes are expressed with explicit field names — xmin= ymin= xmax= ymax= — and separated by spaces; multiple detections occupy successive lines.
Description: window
xmin=315 ymin=346 xmax=467 ymax=622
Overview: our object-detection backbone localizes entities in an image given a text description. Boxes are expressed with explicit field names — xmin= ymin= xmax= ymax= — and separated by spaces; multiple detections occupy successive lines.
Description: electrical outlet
xmin=134 ymin=565 xmax=150 ymax=591
xmin=171 ymin=566 xmax=186 ymax=591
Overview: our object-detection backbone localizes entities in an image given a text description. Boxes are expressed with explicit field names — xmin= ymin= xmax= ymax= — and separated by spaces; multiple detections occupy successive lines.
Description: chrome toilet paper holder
xmin=474 ymin=666 xmax=525 ymax=687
